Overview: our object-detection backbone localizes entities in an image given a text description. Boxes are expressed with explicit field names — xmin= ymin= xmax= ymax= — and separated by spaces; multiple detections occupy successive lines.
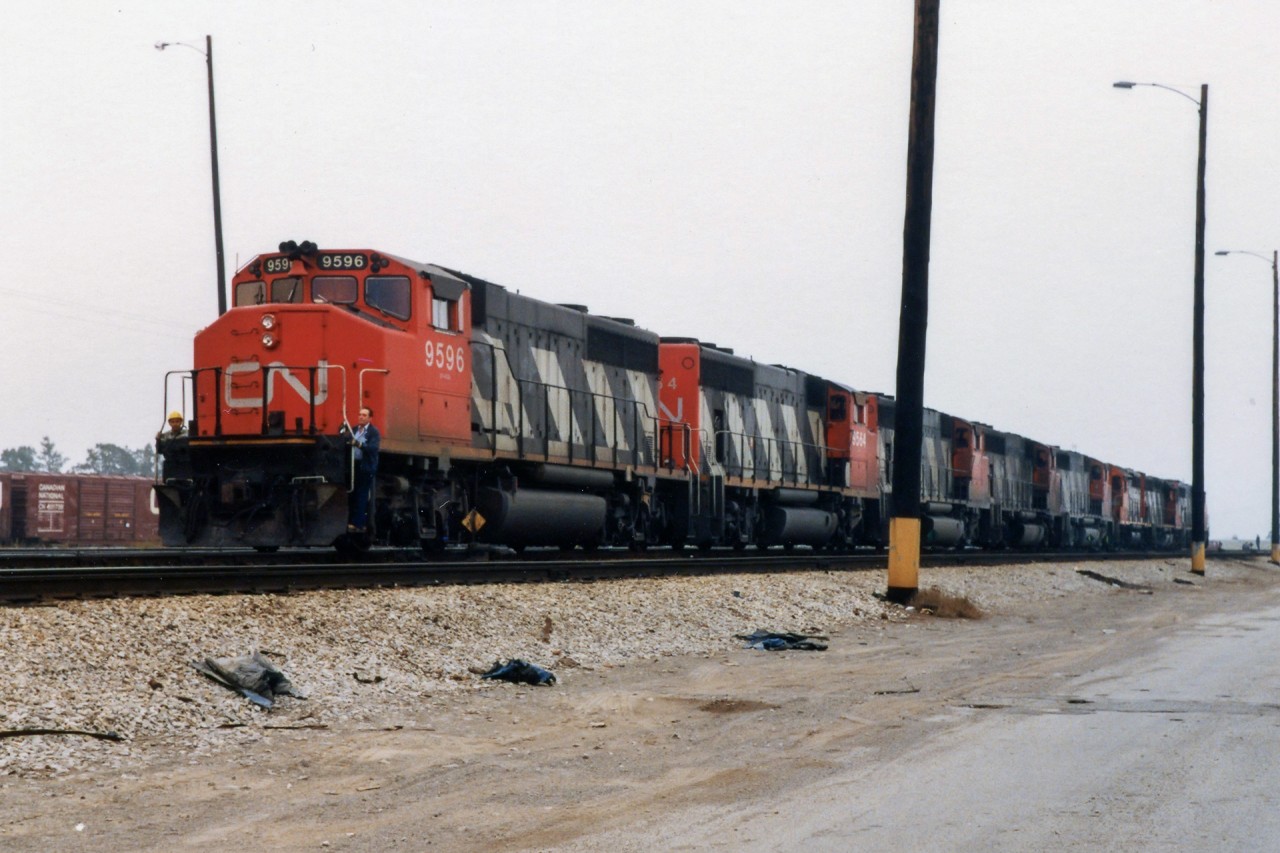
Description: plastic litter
xmin=191 ymin=652 xmax=307 ymax=708
xmin=736 ymin=630 xmax=829 ymax=651
xmin=480 ymin=658 xmax=557 ymax=686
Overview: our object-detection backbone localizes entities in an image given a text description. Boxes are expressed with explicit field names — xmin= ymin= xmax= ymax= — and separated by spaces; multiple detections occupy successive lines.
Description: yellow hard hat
xmin=168 ymin=411 xmax=183 ymax=421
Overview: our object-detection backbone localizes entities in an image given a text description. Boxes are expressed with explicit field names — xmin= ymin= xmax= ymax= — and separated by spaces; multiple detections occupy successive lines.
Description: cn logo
xmin=224 ymin=360 xmax=330 ymax=408
xmin=657 ymin=398 xmax=685 ymax=423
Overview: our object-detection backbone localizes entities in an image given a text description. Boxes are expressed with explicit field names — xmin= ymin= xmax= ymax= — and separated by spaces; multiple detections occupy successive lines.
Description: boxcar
xmin=0 ymin=473 xmax=159 ymax=546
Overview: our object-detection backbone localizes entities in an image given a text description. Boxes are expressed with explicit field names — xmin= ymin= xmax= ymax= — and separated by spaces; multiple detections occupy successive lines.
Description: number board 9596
xmin=317 ymin=253 xmax=368 ymax=270
xmin=263 ymin=256 xmax=292 ymax=274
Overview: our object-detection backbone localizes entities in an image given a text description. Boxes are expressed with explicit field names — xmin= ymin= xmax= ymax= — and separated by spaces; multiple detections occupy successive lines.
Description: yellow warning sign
xmin=462 ymin=509 xmax=486 ymax=534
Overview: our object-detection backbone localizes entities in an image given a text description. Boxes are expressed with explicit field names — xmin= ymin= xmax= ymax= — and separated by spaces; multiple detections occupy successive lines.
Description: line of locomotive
xmin=154 ymin=241 xmax=1195 ymax=554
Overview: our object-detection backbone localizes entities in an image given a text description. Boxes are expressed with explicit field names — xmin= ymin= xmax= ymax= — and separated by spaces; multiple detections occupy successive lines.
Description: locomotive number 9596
xmin=318 ymin=253 xmax=367 ymax=270
xmin=425 ymin=341 xmax=466 ymax=372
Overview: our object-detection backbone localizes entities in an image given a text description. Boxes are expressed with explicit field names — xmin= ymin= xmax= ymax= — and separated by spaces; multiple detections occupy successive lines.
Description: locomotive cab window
xmin=312 ymin=276 xmax=358 ymax=305
xmin=828 ymin=395 xmax=847 ymax=423
xmin=235 ymin=280 xmax=266 ymax=306
xmin=270 ymin=277 xmax=304 ymax=303
xmin=366 ymin=276 xmax=411 ymax=320
xmin=432 ymin=295 xmax=460 ymax=331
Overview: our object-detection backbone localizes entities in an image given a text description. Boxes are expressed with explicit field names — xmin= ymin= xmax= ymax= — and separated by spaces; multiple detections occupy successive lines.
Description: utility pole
xmin=887 ymin=0 xmax=940 ymax=604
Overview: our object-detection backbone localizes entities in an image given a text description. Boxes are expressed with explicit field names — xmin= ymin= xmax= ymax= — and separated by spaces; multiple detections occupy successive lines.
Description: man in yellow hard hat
xmin=157 ymin=411 xmax=188 ymax=445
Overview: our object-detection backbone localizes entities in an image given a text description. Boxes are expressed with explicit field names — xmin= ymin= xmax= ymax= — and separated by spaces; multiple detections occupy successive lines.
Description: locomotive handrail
xmin=509 ymin=375 xmax=663 ymax=469
xmin=254 ymin=362 xmax=349 ymax=435
xmin=666 ymin=423 xmax=703 ymax=475
xmin=159 ymin=369 xmax=198 ymax=481
xmin=712 ymin=428 xmax=830 ymax=488
xmin=166 ymin=362 xmax=349 ymax=439
xmin=164 ymin=367 xmax=223 ymax=438
xmin=658 ymin=421 xmax=703 ymax=477
xmin=161 ymin=369 xmax=196 ymax=439
xmin=470 ymin=339 xmax=671 ymax=471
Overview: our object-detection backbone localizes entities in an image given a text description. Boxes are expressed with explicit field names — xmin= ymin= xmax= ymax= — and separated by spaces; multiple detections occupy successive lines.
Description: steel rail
xmin=0 ymin=549 xmax=1246 ymax=605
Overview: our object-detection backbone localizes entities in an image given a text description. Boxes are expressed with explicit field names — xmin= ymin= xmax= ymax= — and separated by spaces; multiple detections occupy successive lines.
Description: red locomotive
xmin=154 ymin=241 xmax=1194 ymax=553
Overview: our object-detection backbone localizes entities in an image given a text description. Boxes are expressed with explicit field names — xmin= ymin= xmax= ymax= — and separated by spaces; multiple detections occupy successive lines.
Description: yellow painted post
xmin=1191 ymin=541 xmax=1206 ymax=575
xmin=1272 ymin=542 xmax=1280 ymax=565
xmin=887 ymin=517 xmax=921 ymax=603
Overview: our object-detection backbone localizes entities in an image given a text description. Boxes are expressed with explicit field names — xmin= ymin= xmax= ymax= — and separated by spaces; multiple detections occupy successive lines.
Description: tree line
xmin=0 ymin=436 xmax=156 ymax=477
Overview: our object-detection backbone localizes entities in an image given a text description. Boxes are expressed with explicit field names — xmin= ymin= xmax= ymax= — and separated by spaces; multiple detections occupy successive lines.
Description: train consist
xmin=154 ymin=241 xmax=1193 ymax=553
xmin=0 ymin=473 xmax=159 ymax=546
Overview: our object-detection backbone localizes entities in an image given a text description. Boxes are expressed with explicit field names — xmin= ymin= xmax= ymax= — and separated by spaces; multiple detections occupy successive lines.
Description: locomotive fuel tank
xmin=1008 ymin=517 xmax=1047 ymax=547
xmin=922 ymin=514 xmax=966 ymax=547
xmin=476 ymin=487 xmax=607 ymax=548
xmin=761 ymin=505 xmax=836 ymax=547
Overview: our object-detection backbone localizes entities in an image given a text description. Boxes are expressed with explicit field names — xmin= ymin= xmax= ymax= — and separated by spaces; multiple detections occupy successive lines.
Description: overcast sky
xmin=2 ymin=1 xmax=1277 ymax=539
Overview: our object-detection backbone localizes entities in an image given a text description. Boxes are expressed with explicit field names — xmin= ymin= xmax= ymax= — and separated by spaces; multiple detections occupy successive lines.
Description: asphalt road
xmin=598 ymin=571 xmax=1280 ymax=851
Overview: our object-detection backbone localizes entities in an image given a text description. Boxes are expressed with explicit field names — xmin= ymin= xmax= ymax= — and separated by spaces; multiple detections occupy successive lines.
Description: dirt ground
xmin=1 ymin=557 xmax=1271 ymax=851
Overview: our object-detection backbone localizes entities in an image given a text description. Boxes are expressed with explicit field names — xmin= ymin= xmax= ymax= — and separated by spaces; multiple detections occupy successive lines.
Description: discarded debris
xmin=1075 ymin=569 xmax=1154 ymax=593
xmin=481 ymin=659 xmax=557 ymax=686
xmin=0 ymin=727 xmax=123 ymax=742
xmin=191 ymin=652 xmax=308 ymax=708
xmin=735 ymin=630 xmax=829 ymax=651
xmin=909 ymin=587 xmax=985 ymax=619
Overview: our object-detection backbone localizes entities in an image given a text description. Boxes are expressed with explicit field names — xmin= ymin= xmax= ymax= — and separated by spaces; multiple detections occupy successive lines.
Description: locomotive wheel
xmin=334 ymin=532 xmax=370 ymax=555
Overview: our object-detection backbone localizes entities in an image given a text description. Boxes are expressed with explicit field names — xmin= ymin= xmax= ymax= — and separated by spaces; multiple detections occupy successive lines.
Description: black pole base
xmin=885 ymin=586 xmax=917 ymax=606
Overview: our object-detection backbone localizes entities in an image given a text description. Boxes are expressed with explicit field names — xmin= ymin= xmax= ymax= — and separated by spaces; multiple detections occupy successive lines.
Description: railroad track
xmin=1 ymin=547 xmax=1243 ymax=604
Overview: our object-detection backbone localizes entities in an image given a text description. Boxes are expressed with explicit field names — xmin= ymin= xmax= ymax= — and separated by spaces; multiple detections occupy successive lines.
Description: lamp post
xmin=1113 ymin=80 xmax=1209 ymax=575
xmin=156 ymin=35 xmax=227 ymax=316
xmin=1214 ymin=249 xmax=1279 ymax=564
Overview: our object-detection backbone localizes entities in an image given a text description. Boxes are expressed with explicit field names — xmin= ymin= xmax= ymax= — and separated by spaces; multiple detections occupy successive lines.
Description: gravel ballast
xmin=0 ymin=558 xmax=1208 ymax=777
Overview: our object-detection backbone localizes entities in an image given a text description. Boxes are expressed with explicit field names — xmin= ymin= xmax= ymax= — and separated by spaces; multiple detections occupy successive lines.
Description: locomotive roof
xmin=377 ymin=254 xmax=473 ymax=300
xmin=441 ymin=264 xmax=661 ymax=342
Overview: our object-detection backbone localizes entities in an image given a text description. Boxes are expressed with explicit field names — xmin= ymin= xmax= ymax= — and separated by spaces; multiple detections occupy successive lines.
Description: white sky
xmin=2 ymin=1 xmax=1277 ymax=540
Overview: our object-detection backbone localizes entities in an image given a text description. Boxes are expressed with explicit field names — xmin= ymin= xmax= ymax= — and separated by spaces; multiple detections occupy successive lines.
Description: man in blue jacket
xmin=349 ymin=406 xmax=380 ymax=533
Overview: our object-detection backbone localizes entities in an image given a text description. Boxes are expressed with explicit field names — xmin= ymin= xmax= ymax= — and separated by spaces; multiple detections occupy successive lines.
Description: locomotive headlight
xmin=262 ymin=331 xmax=279 ymax=349
xmin=261 ymin=313 xmax=278 ymax=331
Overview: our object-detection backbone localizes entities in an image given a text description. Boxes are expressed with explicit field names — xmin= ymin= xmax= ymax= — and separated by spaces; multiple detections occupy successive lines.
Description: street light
xmin=156 ymin=35 xmax=227 ymax=316
xmin=1214 ymin=249 xmax=1279 ymax=564
xmin=1113 ymin=79 xmax=1209 ymax=575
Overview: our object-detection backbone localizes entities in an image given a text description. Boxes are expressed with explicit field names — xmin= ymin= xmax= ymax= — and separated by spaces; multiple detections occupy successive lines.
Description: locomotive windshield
xmin=233 ymin=277 xmax=304 ymax=306
xmin=365 ymin=275 xmax=411 ymax=320
xmin=271 ymin=277 xmax=304 ymax=303
xmin=235 ymin=280 xmax=266 ymax=306
xmin=312 ymin=276 xmax=357 ymax=304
